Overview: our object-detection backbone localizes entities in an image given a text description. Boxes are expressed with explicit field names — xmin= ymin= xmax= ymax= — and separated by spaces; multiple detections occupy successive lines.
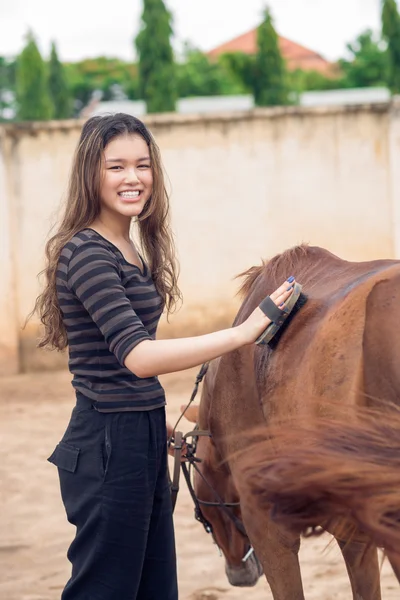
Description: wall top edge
xmin=1 ymin=98 xmax=398 ymax=137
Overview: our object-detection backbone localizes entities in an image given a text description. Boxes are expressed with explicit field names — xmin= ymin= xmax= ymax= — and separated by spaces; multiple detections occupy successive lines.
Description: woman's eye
xmin=138 ymin=164 xmax=151 ymax=169
xmin=110 ymin=166 xmax=122 ymax=170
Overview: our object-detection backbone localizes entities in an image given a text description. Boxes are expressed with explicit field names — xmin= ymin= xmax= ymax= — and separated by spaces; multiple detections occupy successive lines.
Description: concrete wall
xmin=0 ymin=129 xmax=19 ymax=375
xmin=1 ymin=100 xmax=400 ymax=374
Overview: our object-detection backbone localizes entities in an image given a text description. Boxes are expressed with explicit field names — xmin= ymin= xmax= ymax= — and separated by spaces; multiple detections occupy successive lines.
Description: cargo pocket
xmin=48 ymin=440 xmax=80 ymax=473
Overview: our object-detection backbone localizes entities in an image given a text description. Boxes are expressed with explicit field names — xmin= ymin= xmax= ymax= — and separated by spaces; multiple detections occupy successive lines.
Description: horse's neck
xmin=209 ymin=349 xmax=264 ymax=458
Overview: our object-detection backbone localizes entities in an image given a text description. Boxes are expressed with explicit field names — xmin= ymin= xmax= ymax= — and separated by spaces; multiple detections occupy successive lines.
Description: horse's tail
xmin=237 ymin=406 xmax=400 ymax=554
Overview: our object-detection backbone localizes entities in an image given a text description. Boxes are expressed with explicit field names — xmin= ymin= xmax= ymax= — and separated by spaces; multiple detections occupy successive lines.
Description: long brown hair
xmin=33 ymin=113 xmax=181 ymax=350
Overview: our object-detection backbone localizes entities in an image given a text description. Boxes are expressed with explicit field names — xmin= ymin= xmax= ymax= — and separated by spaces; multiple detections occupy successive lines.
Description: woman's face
xmin=100 ymin=133 xmax=153 ymax=219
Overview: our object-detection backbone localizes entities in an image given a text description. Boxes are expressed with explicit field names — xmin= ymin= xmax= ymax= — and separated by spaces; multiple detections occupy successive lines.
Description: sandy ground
xmin=0 ymin=368 xmax=398 ymax=600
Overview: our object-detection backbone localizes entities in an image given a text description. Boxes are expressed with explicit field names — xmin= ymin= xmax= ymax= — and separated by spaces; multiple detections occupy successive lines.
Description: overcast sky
xmin=1 ymin=0 xmax=385 ymax=63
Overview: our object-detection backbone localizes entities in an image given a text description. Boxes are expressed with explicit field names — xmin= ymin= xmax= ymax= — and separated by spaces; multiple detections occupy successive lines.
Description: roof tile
xmin=207 ymin=29 xmax=333 ymax=75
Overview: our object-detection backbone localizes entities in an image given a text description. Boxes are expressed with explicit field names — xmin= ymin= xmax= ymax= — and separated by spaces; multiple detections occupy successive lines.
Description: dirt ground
xmin=1 ymin=368 xmax=398 ymax=600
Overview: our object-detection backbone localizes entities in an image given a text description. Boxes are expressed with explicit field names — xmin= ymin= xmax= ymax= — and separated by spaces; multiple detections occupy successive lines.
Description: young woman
xmin=35 ymin=113 xmax=295 ymax=600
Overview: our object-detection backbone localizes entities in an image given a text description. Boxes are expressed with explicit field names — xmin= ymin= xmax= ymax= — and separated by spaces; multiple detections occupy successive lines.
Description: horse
xmin=235 ymin=406 xmax=400 ymax=581
xmin=182 ymin=244 xmax=400 ymax=600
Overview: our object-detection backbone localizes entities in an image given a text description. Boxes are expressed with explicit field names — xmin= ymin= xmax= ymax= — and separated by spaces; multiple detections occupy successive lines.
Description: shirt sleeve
xmin=67 ymin=240 xmax=151 ymax=366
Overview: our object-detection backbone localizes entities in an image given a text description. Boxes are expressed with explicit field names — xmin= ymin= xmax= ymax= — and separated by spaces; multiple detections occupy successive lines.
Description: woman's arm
xmin=125 ymin=278 xmax=294 ymax=378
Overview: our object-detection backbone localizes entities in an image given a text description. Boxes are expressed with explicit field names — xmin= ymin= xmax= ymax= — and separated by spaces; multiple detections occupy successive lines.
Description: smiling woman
xmin=100 ymin=137 xmax=153 ymax=224
xmin=31 ymin=112 xmax=297 ymax=600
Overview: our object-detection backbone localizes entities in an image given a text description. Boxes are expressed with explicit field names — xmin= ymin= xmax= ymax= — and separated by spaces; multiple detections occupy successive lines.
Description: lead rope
xmin=168 ymin=363 xmax=209 ymax=512
xmin=168 ymin=362 xmax=255 ymax=563
xmin=169 ymin=362 xmax=209 ymax=440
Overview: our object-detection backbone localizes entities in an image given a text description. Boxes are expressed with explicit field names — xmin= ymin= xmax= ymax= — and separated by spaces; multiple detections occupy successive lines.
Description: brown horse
xmin=183 ymin=244 xmax=400 ymax=599
xmin=236 ymin=407 xmax=400 ymax=580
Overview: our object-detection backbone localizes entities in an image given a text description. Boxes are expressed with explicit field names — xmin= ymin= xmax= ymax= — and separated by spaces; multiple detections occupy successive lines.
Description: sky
xmin=0 ymin=0 xmax=385 ymax=63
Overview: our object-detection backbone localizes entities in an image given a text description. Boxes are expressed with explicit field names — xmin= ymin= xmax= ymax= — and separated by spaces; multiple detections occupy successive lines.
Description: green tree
xmin=288 ymin=68 xmax=341 ymax=95
xmin=338 ymin=29 xmax=388 ymax=88
xmin=177 ymin=44 xmax=245 ymax=97
xmin=219 ymin=8 xmax=289 ymax=106
xmin=64 ymin=65 xmax=95 ymax=115
xmin=382 ymin=0 xmax=400 ymax=93
xmin=253 ymin=7 xmax=289 ymax=106
xmin=64 ymin=57 xmax=139 ymax=115
xmin=16 ymin=31 xmax=53 ymax=121
xmin=48 ymin=41 xmax=71 ymax=118
xmin=135 ymin=0 xmax=177 ymax=113
xmin=0 ymin=56 xmax=17 ymax=120
xmin=218 ymin=51 xmax=256 ymax=93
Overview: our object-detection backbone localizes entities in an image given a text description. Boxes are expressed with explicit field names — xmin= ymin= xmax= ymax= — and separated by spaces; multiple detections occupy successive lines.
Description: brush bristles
xmin=268 ymin=292 xmax=308 ymax=349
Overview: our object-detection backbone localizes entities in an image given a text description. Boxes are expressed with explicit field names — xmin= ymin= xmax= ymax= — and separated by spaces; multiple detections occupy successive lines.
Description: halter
xmin=168 ymin=363 xmax=254 ymax=562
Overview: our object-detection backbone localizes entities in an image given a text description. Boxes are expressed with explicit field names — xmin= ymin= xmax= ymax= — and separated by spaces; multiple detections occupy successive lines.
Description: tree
xmin=16 ymin=31 xmax=53 ymax=121
xmin=0 ymin=56 xmax=17 ymax=120
xmin=288 ymin=68 xmax=341 ymax=95
xmin=382 ymin=0 xmax=400 ymax=93
xmin=338 ymin=29 xmax=388 ymax=88
xmin=64 ymin=57 xmax=139 ymax=115
xmin=253 ymin=7 xmax=289 ymax=106
xmin=177 ymin=43 xmax=245 ymax=97
xmin=135 ymin=0 xmax=177 ymax=113
xmin=219 ymin=51 xmax=256 ymax=93
xmin=48 ymin=41 xmax=71 ymax=119
xmin=220 ymin=8 xmax=289 ymax=106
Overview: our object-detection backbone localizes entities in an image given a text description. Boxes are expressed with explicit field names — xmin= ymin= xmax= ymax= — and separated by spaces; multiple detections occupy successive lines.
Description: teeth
xmin=119 ymin=191 xmax=140 ymax=198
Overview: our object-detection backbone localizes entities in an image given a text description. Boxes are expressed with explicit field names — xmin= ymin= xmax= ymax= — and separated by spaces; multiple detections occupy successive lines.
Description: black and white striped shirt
xmin=56 ymin=229 xmax=165 ymax=412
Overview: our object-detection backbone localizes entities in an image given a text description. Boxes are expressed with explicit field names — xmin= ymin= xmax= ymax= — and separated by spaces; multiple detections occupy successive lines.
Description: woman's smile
xmin=118 ymin=189 xmax=143 ymax=202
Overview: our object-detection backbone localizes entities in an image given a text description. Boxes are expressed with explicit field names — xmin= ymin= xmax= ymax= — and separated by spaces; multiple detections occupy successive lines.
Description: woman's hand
xmin=238 ymin=276 xmax=296 ymax=345
xmin=126 ymin=277 xmax=297 ymax=379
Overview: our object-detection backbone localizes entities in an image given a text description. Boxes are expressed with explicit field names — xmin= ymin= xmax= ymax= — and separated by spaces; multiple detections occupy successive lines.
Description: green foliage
xmin=229 ymin=25 xmax=390 ymax=102
xmin=64 ymin=57 xmax=139 ymax=114
xmin=177 ymin=44 xmax=246 ymax=97
xmin=382 ymin=0 xmax=400 ymax=93
xmin=48 ymin=42 xmax=72 ymax=118
xmin=253 ymin=7 xmax=289 ymax=106
xmin=135 ymin=0 xmax=177 ymax=112
xmin=338 ymin=29 xmax=389 ymax=88
xmin=0 ymin=56 xmax=16 ymax=89
xmin=0 ymin=56 xmax=17 ymax=120
xmin=219 ymin=52 xmax=256 ymax=93
xmin=221 ymin=51 xmax=339 ymax=99
xmin=4 ymin=4 xmax=396 ymax=121
xmin=16 ymin=31 xmax=53 ymax=121
xmin=219 ymin=8 xmax=289 ymax=106
xmin=288 ymin=68 xmax=341 ymax=94
xmin=63 ymin=63 xmax=94 ymax=114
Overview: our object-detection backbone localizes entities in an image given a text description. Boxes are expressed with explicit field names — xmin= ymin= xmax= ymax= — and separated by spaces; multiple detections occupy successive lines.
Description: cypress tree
xmin=48 ymin=41 xmax=71 ymax=119
xmin=253 ymin=7 xmax=288 ymax=106
xmin=16 ymin=30 xmax=53 ymax=121
xmin=382 ymin=0 xmax=400 ymax=93
xmin=135 ymin=0 xmax=177 ymax=113
xmin=0 ymin=57 xmax=14 ymax=120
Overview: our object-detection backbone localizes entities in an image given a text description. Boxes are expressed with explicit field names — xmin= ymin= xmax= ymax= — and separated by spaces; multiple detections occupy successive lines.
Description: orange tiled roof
xmin=207 ymin=29 xmax=333 ymax=75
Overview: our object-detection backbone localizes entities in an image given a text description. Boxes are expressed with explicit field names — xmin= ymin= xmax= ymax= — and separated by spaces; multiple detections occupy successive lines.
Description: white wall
xmin=1 ymin=100 xmax=399 ymax=373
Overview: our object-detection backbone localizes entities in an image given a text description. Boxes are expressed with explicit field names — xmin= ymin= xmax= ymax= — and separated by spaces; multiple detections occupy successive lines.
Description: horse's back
xmin=362 ymin=265 xmax=400 ymax=407
xmin=239 ymin=247 xmax=400 ymax=418
xmin=236 ymin=254 xmax=400 ymax=559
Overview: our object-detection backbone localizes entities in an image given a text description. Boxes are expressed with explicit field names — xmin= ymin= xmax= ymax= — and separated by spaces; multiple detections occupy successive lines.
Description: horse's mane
xmin=236 ymin=244 xmax=310 ymax=298
xmin=235 ymin=263 xmax=267 ymax=298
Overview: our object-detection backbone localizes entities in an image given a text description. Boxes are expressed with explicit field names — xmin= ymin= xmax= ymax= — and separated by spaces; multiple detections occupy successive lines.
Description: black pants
xmin=48 ymin=395 xmax=178 ymax=600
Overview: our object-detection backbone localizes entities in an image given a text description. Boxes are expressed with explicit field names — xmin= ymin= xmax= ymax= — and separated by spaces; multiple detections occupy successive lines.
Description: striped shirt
xmin=56 ymin=229 xmax=166 ymax=412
